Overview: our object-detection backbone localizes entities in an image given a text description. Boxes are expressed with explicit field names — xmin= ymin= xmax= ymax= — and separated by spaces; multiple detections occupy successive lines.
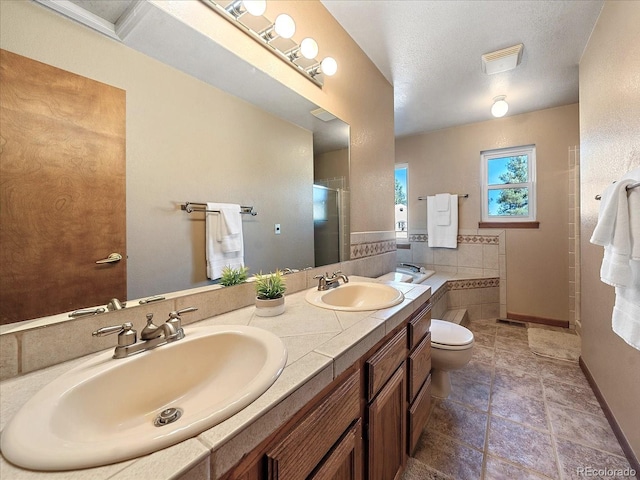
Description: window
xmin=481 ymin=145 xmax=536 ymax=224
xmin=395 ymin=164 xmax=408 ymax=238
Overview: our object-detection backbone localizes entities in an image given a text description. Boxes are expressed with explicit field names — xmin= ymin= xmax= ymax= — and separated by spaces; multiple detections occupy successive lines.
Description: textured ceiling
xmin=321 ymin=0 xmax=604 ymax=137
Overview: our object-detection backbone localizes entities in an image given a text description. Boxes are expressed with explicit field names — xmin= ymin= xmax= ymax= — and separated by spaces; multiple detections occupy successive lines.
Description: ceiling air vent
xmin=481 ymin=44 xmax=524 ymax=75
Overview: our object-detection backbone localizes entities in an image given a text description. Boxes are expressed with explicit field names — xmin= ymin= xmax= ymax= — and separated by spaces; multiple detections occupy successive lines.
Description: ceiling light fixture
xmin=491 ymin=96 xmax=509 ymax=118
xmin=201 ymin=0 xmax=336 ymax=87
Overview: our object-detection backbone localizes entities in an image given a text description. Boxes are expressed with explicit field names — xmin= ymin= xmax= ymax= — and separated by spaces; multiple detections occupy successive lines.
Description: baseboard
xmin=579 ymin=357 xmax=640 ymax=477
xmin=506 ymin=312 xmax=569 ymax=328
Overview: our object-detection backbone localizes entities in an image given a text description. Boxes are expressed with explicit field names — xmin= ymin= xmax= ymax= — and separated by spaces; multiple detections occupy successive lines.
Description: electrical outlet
xmin=275 ymin=224 xmax=281 ymax=235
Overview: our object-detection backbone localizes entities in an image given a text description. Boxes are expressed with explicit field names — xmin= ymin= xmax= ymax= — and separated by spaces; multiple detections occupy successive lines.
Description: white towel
xmin=590 ymin=167 xmax=640 ymax=350
xmin=435 ymin=193 xmax=451 ymax=226
xmin=427 ymin=194 xmax=458 ymax=248
xmin=205 ymin=203 xmax=244 ymax=280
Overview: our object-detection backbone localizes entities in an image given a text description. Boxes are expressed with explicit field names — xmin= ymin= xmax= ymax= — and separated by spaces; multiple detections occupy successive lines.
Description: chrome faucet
xmin=314 ymin=271 xmax=349 ymax=291
xmin=93 ymin=307 xmax=197 ymax=359
xmin=398 ymin=262 xmax=424 ymax=273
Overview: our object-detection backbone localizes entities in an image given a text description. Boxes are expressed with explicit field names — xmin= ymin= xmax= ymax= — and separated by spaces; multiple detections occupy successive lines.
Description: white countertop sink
xmin=1 ymin=325 xmax=287 ymax=471
xmin=305 ymin=282 xmax=404 ymax=311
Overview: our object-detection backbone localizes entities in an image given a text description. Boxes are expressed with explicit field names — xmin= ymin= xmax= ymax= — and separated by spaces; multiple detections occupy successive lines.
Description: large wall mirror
xmin=0 ymin=0 xmax=350 ymax=325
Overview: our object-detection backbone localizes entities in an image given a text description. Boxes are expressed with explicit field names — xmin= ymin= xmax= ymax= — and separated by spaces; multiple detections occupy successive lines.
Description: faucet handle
xmin=92 ymin=322 xmax=137 ymax=347
xmin=171 ymin=307 xmax=198 ymax=318
xmin=332 ymin=270 xmax=343 ymax=277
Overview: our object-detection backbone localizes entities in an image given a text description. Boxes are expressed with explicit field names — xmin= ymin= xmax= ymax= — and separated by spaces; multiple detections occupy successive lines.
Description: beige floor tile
xmin=542 ymin=377 xmax=603 ymax=416
xmin=547 ymin=404 xmax=625 ymax=457
xmin=484 ymin=455 xmax=557 ymax=480
xmin=555 ymin=438 xmax=634 ymax=480
xmin=413 ymin=430 xmax=484 ymax=480
xmin=487 ymin=416 xmax=559 ymax=478
xmin=449 ymin=375 xmax=491 ymax=412
xmin=453 ymin=359 xmax=494 ymax=386
xmin=493 ymin=367 xmax=544 ymax=398
xmin=491 ymin=387 xmax=549 ymax=431
xmin=427 ymin=399 xmax=488 ymax=451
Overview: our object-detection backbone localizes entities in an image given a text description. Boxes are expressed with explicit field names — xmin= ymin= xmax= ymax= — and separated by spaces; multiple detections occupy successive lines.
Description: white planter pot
xmin=255 ymin=296 xmax=285 ymax=317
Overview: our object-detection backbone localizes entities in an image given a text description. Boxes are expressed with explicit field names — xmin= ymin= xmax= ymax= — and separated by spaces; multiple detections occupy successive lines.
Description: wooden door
xmin=0 ymin=49 xmax=126 ymax=324
xmin=367 ymin=364 xmax=407 ymax=480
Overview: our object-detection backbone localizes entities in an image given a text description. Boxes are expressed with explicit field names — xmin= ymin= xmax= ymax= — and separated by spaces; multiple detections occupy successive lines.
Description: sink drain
xmin=154 ymin=407 xmax=183 ymax=427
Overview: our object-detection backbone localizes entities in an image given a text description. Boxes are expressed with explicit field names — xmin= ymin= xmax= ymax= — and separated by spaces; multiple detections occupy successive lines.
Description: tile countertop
xmin=0 ymin=277 xmax=431 ymax=480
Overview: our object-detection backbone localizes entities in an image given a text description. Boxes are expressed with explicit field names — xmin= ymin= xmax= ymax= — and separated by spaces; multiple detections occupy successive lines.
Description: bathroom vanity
xmin=0 ymin=277 xmax=432 ymax=480
xmin=221 ymin=295 xmax=432 ymax=480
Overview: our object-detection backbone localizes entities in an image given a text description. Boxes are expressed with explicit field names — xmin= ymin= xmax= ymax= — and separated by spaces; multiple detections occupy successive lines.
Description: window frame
xmin=480 ymin=145 xmax=537 ymax=224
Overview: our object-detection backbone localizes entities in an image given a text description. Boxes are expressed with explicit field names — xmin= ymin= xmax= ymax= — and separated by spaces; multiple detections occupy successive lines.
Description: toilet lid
xmin=430 ymin=319 xmax=474 ymax=348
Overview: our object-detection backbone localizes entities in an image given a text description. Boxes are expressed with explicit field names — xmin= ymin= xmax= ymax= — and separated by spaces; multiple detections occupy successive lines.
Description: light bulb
xmin=300 ymin=38 xmax=319 ymax=60
xmin=242 ymin=0 xmax=266 ymax=16
xmin=491 ymin=96 xmax=509 ymax=117
xmin=274 ymin=14 xmax=295 ymax=39
xmin=321 ymin=57 xmax=338 ymax=76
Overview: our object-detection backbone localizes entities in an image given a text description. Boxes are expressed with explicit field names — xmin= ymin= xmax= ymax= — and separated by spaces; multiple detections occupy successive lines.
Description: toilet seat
xmin=430 ymin=319 xmax=474 ymax=351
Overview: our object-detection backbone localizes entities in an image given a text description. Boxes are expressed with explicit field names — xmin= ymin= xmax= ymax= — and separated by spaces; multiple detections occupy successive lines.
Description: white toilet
xmin=429 ymin=319 xmax=475 ymax=398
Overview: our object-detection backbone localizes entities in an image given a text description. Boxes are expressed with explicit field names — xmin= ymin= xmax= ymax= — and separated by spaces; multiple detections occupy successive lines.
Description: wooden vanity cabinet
xmin=365 ymin=329 xmax=408 ymax=480
xmin=266 ymin=370 xmax=361 ymax=480
xmin=224 ymin=369 xmax=362 ymax=480
xmin=406 ymin=303 xmax=432 ymax=455
xmin=222 ymin=300 xmax=433 ymax=480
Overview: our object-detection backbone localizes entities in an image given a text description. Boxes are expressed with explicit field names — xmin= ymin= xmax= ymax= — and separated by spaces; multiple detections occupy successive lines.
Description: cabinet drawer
xmin=407 ymin=304 xmax=431 ymax=350
xmin=266 ymin=370 xmax=361 ymax=480
xmin=366 ymin=328 xmax=407 ymax=401
xmin=408 ymin=375 xmax=431 ymax=455
xmin=407 ymin=332 xmax=431 ymax=402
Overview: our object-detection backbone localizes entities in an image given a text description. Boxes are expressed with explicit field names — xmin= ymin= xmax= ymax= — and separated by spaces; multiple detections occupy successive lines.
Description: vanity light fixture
xmin=491 ymin=95 xmax=509 ymax=118
xmin=225 ymin=0 xmax=266 ymax=18
xmin=287 ymin=37 xmax=319 ymax=61
xmin=308 ymin=57 xmax=338 ymax=78
xmin=260 ymin=13 xmax=296 ymax=41
xmin=200 ymin=0 xmax=337 ymax=87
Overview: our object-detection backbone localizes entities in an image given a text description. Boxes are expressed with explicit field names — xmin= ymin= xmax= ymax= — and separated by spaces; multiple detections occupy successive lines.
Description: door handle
xmin=96 ymin=253 xmax=122 ymax=264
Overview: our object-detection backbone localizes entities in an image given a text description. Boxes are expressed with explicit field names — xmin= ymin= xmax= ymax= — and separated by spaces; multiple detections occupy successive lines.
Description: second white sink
xmin=305 ymin=282 xmax=404 ymax=311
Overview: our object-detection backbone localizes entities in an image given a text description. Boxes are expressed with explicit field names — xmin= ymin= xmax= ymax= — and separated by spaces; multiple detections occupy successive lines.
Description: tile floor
xmin=405 ymin=319 xmax=636 ymax=480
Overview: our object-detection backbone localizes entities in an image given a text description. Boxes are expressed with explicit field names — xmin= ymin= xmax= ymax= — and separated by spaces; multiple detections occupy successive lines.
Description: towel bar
xmin=181 ymin=202 xmax=257 ymax=215
xmin=594 ymin=181 xmax=640 ymax=200
xmin=417 ymin=194 xmax=469 ymax=200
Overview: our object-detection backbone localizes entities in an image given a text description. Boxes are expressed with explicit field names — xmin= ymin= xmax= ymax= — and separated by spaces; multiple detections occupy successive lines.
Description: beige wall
xmin=314 ymin=148 xmax=350 ymax=184
xmin=396 ymin=104 xmax=580 ymax=321
xmin=0 ymin=0 xmax=395 ymax=301
xmin=579 ymin=0 xmax=640 ymax=460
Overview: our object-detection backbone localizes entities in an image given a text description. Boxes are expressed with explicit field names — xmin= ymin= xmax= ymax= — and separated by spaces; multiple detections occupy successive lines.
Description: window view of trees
xmin=487 ymin=155 xmax=529 ymax=216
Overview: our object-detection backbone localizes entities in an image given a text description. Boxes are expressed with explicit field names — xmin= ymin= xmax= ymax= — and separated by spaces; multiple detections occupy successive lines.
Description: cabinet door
xmin=309 ymin=420 xmax=362 ymax=480
xmin=266 ymin=371 xmax=360 ymax=480
xmin=367 ymin=363 xmax=406 ymax=480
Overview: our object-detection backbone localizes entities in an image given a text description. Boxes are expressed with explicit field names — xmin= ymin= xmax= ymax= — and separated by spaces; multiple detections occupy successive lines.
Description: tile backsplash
xmin=397 ymin=228 xmax=506 ymax=318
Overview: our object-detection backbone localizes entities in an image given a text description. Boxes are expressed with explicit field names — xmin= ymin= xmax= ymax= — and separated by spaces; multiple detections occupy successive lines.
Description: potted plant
xmin=219 ymin=265 xmax=249 ymax=287
xmin=254 ymin=270 xmax=286 ymax=317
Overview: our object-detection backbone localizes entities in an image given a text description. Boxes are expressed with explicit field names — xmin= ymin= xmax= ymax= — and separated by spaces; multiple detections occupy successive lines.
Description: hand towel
xmin=591 ymin=171 xmax=639 ymax=287
xmin=205 ymin=203 xmax=244 ymax=280
xmin=435 ymin=193 xmax=451 ymax=226
xmin=427 ymin=194 xmax=458 ymax=248
xmin=591 ymin=167 xmax=640 ymax=351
